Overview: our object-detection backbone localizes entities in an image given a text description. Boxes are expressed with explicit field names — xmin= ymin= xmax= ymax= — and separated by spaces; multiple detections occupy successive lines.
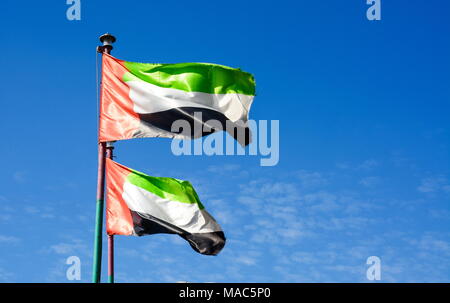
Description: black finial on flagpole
xmin=98 ymin=33 xmax=116 ymax=54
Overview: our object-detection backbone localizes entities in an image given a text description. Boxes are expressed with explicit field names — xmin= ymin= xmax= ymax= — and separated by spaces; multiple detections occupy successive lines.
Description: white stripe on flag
xmin=122 ymin=181 xmax=222 ymax=234
xmin=127 ymin=79 xmax=254 ymax=122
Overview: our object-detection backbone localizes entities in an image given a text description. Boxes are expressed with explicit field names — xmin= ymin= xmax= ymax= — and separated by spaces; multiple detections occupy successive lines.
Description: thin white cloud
xmin=336 ymin=159 xmax=379 ymax=171
xmin=295 ymin=170 xmax=328 ymax=188
xmin=303 ymin=191 xmax=339 ymax=212
xmin=357 ymin=159 xmax=379 ymax=170
xmin=207 ymin=164 xmax=240 ymax=173
xmin=13 ymin=171 xmax=27 ymax=183
xmin=417 ymin=176 xmax=450 ymax=193
xmin=0 ymin=235 xmax=20 ymax=244
xmin=234 ymin=255 xmax=257 ymax=265
xmin=359 ymin=176 xmax=381 ymax=187
xmin=0 ymin=267 xmax=14 ymax=282
xmin=47 ymin=239 xmax=89 ymax=256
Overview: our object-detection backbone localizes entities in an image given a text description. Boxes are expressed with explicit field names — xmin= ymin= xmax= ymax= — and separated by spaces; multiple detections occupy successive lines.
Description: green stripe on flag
xmin=126 ymin=170 xmax=205 ymax=209
xmin=123 ymin=61 xmax=255 ymax=96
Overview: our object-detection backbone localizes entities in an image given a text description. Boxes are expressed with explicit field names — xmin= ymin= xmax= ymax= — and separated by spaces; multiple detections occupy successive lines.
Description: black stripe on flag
xmin=136 ymin=107 xmax=251 ymax=146
xmin=130 ymin=211 xmax=226 ymax=256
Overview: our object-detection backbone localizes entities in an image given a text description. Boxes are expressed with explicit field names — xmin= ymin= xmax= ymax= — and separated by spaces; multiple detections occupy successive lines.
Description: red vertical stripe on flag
xmin=106 ymin=158 xmax=134 ymax=235
xmin=99 ymin=54 xmax=140 ymax=142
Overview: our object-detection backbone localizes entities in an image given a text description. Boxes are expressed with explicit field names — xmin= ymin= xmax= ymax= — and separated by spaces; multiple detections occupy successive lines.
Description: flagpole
xmin=106 ymin=142 xmax=115 ymax=283
xmin=92 ymin=33 xmax=116 ymax=283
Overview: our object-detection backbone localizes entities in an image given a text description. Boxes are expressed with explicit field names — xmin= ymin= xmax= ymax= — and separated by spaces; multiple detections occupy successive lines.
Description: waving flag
xmin=99 ymin=54 xmax=255 ymax=146
xmin=105 ymin=158 xmax=225 ymax=255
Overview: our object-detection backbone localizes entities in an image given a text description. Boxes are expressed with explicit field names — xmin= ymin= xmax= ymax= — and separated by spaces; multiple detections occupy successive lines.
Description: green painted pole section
xmin=92 ymin=198 xmax=104 ymax=282
xmin=92 ymin=142 xmax=107 ymax=283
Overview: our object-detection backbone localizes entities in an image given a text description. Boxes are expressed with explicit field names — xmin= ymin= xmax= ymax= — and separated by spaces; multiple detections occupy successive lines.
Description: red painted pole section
xmin=97 ymin=143 xmax=107 ymax=199
xmin=106 ymin=144 xmax=114 ymax=283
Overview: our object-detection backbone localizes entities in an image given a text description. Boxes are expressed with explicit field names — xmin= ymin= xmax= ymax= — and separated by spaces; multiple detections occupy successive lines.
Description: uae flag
xmin=99 ymin=54 xmax=255 ymax=146
xmin=105 ymin=158 xmax=226 ymax=255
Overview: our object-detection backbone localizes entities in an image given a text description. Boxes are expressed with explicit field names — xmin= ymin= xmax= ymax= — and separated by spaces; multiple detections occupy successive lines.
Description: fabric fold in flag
xmin=105 ymin=158 xmax=226 ymax=256
xmin=99 ymin=54 xmax=255 ymax=146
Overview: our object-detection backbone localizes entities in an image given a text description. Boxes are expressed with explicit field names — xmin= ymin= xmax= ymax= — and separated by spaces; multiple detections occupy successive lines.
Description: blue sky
xmin=0 ymin=0 xmax=449 ymax=282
